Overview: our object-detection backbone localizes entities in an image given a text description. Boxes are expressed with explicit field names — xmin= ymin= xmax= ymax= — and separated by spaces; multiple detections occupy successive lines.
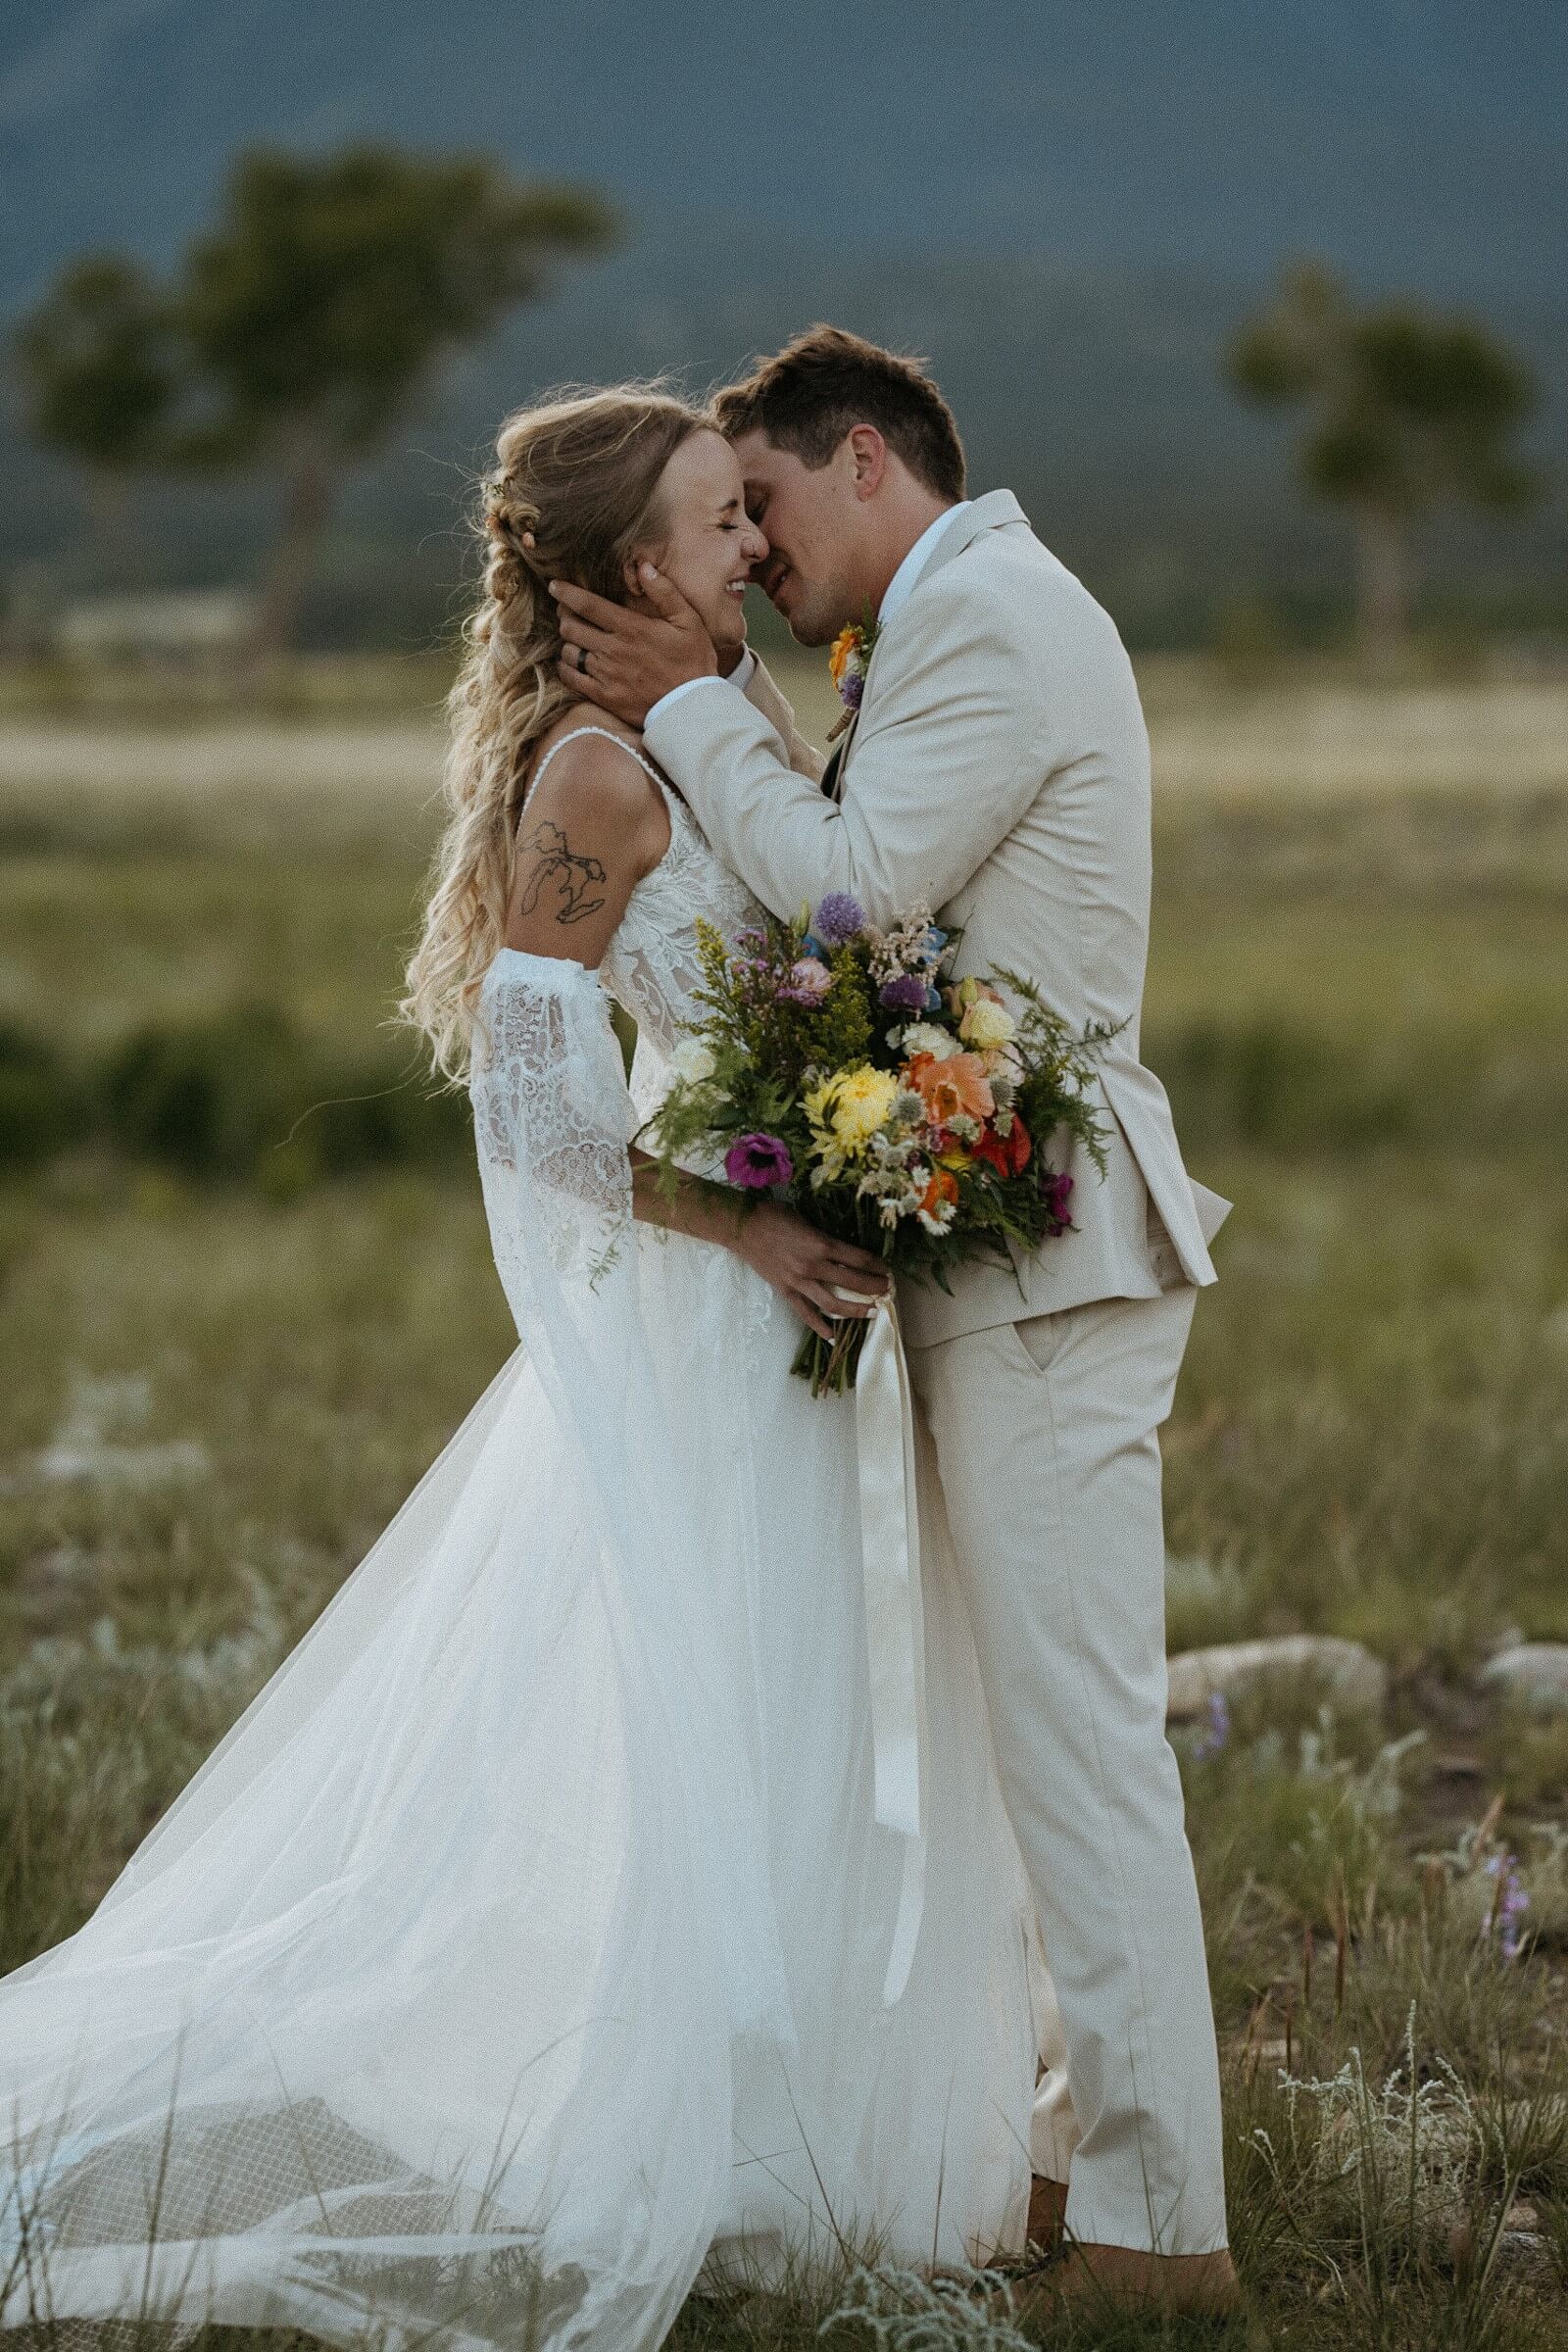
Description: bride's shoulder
xmin=526 ymin=710 xmax=662 ymax=804
xmin=520 ymin=712 xmax=668 ymax=836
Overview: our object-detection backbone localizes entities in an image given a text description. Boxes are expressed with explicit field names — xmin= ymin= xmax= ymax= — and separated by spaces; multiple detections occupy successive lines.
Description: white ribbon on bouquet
xmin=835 ymin=1286 xmax=928 ymax=2005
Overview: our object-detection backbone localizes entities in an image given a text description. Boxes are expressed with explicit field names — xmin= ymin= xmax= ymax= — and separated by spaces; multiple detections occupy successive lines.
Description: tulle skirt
xmin=0 ymin=1229 xmax=1037 ymax=2351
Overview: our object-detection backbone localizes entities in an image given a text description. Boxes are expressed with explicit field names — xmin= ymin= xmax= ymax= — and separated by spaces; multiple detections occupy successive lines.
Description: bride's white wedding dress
xmin=0 ymin=733 xmax=1036 ymax=2351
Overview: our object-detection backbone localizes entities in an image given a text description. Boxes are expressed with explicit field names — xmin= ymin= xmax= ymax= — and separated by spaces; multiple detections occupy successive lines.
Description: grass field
xmin=2 ymin=654 xmax=1568 ymax=2345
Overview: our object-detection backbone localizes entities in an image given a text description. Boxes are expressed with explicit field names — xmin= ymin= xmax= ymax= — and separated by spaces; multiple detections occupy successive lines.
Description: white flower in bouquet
xmin=900 ymin=1020 xmax=959 ymax=1061
xmin=958 ymin=997 xmax=1017 ymax=1053
xmin=669 ymin=1038 xmax=717 ymax=1085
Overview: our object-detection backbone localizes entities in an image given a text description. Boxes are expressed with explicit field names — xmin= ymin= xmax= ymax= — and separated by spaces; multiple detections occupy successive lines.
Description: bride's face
xmin=633 ymin=430 xmax=767 ymax=654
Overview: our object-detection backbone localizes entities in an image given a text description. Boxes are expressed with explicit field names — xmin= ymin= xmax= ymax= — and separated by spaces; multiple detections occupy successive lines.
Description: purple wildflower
xmin=813 ymin=894 xmax=866 ymax=945
xmin=839 ymin=669 xmax=864 ymax=710
xmin=1041 ymin=1168 xmax=1075 ymax=1232
xmin=725 ymin=1133 xmax=794 ymax=1190
xmin=1193 ymin=1689 xmax=1231 ymax=1760
xmin=1485 ymin=1852 xmax=1531 ymax=1960
xmin=879 ymin=973 xmax=929 ymax=1013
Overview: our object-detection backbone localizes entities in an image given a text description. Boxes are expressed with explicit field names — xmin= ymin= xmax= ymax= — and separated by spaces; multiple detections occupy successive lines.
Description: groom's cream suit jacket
xmin=645 ymin=490 xmax=1229 ymax=1350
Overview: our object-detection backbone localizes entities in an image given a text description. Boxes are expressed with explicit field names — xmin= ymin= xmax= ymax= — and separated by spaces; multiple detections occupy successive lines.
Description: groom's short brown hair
xmin=712 ymin=325 xmax=967 ymax=502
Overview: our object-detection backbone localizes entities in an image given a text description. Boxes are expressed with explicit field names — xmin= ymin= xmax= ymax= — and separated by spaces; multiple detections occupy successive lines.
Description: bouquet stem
xmin=791 ymin=1314 xmax=871 ymax=1397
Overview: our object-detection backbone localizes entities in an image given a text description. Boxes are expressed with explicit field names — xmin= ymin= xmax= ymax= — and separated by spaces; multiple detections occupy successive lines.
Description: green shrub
xmin=0 ymin=1023 xmax=78 ymax=1168
xmin=100 ymin=1002 xmax=309 ymax=1178
xmin=1152 ymin=1016 xmax=1415 ymax=1152
xmin=0 ymin=1005 xmax=473 ymax=1189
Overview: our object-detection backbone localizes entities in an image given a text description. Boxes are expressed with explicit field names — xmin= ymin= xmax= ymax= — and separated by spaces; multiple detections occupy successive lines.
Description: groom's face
xmin=730 ymin=429 xmax=865 ymax=649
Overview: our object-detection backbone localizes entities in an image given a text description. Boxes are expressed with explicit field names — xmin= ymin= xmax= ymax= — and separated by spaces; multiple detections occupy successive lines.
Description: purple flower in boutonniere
xmin=826 ymin=610 xmax=879 ymax=741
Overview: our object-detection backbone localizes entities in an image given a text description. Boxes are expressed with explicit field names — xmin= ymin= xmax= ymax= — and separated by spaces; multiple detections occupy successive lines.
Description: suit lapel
xmin=822 ymin=493 xmax=1027 ymax=807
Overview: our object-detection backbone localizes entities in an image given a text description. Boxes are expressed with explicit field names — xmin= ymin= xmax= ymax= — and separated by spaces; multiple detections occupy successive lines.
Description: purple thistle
xmin=724 ymin=1133 xmax=794 ymax=1190
xmin=879 ymin=973 xmax=930 ymax=1013
xmin=813 ymin=893 xmax=866 ymax=945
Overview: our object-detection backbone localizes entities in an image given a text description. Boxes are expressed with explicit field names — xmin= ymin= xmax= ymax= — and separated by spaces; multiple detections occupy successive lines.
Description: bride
xmin=0 ymin=388 xmax=1038 ymax=2352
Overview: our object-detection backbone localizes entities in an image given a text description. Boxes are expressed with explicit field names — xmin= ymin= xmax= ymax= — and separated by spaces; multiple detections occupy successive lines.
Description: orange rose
xmin=905 ymin=1051 xmax=995 ymax=1129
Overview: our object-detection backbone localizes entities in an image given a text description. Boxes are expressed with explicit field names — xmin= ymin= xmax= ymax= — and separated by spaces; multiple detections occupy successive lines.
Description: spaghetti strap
xmin=528 ymin=725 xmax=666 ymax=798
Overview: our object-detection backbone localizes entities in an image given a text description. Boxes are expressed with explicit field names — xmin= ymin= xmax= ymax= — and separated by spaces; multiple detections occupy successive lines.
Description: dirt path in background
xmin=4 ymin=674 xmax=1566 ymax=806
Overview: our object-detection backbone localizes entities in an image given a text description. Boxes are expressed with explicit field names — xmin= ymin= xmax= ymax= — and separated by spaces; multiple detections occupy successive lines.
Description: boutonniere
xmin=826 ymin=606 xmax=880 ymax=741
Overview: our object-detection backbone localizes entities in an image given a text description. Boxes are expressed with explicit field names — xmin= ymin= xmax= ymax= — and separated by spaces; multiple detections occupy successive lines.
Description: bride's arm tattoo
xmin=515 ymin=818 xmax=609 ymax=927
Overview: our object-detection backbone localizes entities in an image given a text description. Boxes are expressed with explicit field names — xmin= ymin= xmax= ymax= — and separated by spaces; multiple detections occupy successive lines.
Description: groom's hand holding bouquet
xmin=646 ymin=892 xmax=1115 ymax=1394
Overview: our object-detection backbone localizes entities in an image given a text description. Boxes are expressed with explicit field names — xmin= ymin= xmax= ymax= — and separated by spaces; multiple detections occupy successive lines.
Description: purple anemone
xmin=1041 ymin=1169 xmax=1075 ymax=1231
xmin=725 ymin=1133 xmax=794 ymax=1190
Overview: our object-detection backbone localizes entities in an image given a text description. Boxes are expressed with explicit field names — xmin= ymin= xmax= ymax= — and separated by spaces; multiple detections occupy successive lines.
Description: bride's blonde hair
xmin=401 ymin=385 xmax=709 ymax=1081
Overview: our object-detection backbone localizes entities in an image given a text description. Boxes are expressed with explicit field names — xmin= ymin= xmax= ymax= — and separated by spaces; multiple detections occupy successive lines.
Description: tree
xmin=1227 ymin=263 xmax=1541 ymax=663
xmin=11 ymin=256 xmax=180 ymax=564
xmin=178 ymin=146 xmax=615 ymax=660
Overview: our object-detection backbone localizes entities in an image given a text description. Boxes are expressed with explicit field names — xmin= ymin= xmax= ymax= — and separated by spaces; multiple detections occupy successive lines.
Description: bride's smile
xmin=628 ymin=427 xmax=767 ymax=657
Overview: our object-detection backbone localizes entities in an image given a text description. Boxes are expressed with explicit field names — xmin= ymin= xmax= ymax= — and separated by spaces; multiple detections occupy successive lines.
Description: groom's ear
xmin=845 ymin=425 xmax=888 ymax=502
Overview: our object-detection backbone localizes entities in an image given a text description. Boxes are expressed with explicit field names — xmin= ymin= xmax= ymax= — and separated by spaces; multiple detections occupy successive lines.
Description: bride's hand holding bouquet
xmin=646 ymin=892 xmax=1115 ymax=1394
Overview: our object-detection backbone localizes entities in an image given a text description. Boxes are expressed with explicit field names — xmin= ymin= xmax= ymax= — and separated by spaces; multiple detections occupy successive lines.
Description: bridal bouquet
xmin=645 ymin=893 xmax=1115 ymax=1395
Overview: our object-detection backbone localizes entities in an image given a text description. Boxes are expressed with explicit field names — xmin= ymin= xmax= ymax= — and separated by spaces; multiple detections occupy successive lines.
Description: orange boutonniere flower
xmin=826 ymin=608 xmax=879 ymax=741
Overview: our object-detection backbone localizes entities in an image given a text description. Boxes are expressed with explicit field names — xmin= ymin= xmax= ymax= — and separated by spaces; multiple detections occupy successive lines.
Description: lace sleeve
xmin=468 ymin=952 xmax=635 ymax=1315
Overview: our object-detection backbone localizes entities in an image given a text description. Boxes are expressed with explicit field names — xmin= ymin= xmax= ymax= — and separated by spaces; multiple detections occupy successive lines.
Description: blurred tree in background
xmin=10 ymin=147 xmax=616 ymax=660
xmin=1228 ymin=263 xmax=1542 ymax=664
xmin=11 ymin=256 xmax=181 ymax=568
xmin=179 ymin=149 xmax=615 ymax=660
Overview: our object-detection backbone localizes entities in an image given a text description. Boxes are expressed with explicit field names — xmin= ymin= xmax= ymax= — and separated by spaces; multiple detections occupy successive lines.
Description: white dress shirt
xmin=873 ymin=501 xmax=971 ymax=633
xmin=646 ymin=503 xmax=970 ymax=731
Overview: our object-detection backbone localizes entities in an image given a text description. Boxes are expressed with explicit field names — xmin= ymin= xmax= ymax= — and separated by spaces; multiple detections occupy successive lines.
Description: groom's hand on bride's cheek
xmin=550 ymin=566 xmax=718 ymax=726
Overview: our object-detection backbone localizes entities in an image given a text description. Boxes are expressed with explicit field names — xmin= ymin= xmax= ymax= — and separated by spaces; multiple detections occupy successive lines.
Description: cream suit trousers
xmin=906 ymin=1275 xmax=1229 ymax=2257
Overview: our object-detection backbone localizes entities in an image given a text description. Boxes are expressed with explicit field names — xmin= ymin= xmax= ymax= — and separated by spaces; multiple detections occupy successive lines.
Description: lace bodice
xmin=530 ymin=726 xmax=764 ymax=1123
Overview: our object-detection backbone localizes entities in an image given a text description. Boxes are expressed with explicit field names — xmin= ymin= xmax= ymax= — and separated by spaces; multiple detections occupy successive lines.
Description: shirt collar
xmin=876 ymin=501 xmax=972 ymax=632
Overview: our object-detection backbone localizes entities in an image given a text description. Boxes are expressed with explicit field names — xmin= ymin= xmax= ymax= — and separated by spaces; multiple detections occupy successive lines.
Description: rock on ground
xmin=1166 ymin=1634 xmax=1389 ymax=1723
xmin=1479 ymin=1643 xmax=1568 ymax=1714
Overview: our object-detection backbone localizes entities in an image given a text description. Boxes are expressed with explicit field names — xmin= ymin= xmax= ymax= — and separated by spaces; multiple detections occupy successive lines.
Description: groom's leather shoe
xmin=1026 ymin=2240 xmax=1243 ymax=2319
xmin=1025 ymin=2174 xmax=1068 ymax=2254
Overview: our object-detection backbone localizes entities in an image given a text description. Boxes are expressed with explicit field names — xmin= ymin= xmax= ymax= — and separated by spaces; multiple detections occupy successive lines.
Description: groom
xmin=551 ymin=326 xmax=1239 ymax=2316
